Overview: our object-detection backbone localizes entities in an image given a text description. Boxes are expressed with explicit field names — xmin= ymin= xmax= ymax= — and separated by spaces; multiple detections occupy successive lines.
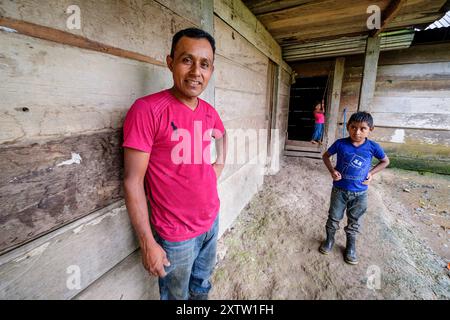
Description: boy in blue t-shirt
xmin=320 ymin=112 xmax=390 ymax=264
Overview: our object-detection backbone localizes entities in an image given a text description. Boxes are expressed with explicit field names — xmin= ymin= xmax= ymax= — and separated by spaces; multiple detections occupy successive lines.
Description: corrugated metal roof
xmin=282 ymin=30 xmax=415 ymax=62
xmin=426 ymin=11 xmax=450 ymax=29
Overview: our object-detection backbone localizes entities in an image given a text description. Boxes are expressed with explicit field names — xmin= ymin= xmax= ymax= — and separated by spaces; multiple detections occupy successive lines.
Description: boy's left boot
xmin=344 ymin=234 xmax=358 ymax=265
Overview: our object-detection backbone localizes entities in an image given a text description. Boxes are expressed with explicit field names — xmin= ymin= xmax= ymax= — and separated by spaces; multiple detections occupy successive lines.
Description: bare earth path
xmin=210 ymin=157 xmax=450 ymax=299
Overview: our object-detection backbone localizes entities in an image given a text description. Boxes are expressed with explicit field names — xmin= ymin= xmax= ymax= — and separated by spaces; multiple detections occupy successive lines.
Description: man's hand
xmin=212 ymin=163 xmax=224 ymax=180
xmin=141 ymin=242 xmax=171 ymax=277
xmin=331 ymin=169 xmax=342 ymax=181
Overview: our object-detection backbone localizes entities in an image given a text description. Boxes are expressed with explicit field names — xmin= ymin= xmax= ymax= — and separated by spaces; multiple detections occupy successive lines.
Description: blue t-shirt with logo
xmin=327 ymin=138 xmax=386 ymax=192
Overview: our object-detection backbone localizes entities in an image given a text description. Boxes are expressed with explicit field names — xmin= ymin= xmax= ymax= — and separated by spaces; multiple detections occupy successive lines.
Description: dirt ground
xmin=210 ymin=157 xmax=450 ymax=299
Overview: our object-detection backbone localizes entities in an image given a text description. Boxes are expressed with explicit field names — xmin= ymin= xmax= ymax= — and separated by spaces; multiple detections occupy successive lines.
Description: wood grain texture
xmin=74 ymin=249 xmax=159 ymax=300
xmin=326 ymin=57 xmax=345 ymax=148
xmin=0 ymin=130 xmax=124 ymax=254
xmin=0 ymin=0 xmax=196 ymax=64
xmin=0 ymin=201 xmax=139 ymax=299
xmin=214 ymin=0 xmax=282 ymax=64
xmin=359 ymin=36 xmax=381 ymax=111
xmin=0 ymin=31 xmax=172 ymax=145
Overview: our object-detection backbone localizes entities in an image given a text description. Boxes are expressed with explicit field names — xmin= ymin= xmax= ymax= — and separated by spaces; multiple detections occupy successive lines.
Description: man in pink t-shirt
xmin=122 ymin=28 xmax=227 ymax=300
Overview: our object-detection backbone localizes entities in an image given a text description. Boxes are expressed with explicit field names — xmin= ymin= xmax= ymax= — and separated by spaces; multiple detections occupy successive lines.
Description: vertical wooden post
xmin=358 ymin=36 xmax=381 ymax=111
xmin=326 ymin=57 xmax=345 ymax=147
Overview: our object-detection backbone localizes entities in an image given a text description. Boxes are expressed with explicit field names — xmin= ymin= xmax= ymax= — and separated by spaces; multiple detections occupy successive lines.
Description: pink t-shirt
xmin=315 ymin=112 xmax=325 ymax=124
xmin=122 ymin=89 xmax=225 ymax=241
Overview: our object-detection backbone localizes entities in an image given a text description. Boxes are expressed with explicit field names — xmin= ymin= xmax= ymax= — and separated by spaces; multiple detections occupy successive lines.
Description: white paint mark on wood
xmin=0 ymin=26 xmax=17 ymax=33
xmin=57 ymin=153 xmax=82 ymax=167
xmin=13 ymin=242 xmax=50 ymax=263
xmin=86 ymin=208 xmax=121 ymax=227
xmin=390 ymin=129 xmax=405 ymax=143
xmin=73 ymin=225 xmax=84 ymax=234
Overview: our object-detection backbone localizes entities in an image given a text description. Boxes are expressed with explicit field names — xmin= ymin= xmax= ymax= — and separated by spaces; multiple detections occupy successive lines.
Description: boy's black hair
xmin=347 ymin=111 xmax=374 ymax=128
xmin=170 ymin=28 xmax=216 ymax=58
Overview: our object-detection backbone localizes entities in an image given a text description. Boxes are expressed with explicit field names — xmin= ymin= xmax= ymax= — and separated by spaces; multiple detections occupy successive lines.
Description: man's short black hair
xmin=347 ymin=111 xmax=374 ymax=128
xmin=170 ymin=28 xmax=216 ymax=58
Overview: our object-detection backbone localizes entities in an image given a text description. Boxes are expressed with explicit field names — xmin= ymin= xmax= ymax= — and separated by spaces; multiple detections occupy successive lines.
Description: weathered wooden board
xmin=0 ymin=0 xmax=197 ymax=64
xmin=257 ymin=0 xmax=386 ymax=29
xmin=0 ymin=130 xmax=124 ymax=254
xmin=345 ymin=62 xmax=450 ymax=81
xmin=326 ymin=58 xmax=345 ymax=148
xmin=0 ymin=32 xmax=172 ymax=145
xmin=371 ymin=96 xmax=450 ymax=114
xmin=214 ymin=0 xmax=282 ymax=65
xmin=243 ymin=0 xmax=316 ymax=15
xmin=371 ymin=127 xmax=450 ymax=146
xmin=377 ymin=62 xmax=450 ymax=79
xmin=155 ymin=0 xmax=205 ymax=27
xmin=375 ymin=80 xmax=450 ymax=94
xmin=245 ymin=0 xmax=444 ymax=44
xmin=280 ymin=67 xmax=292 ymax=85
xmin=214 ymin=16 xmax=269 ymax=76
xmin=372 ymin=112 xmax=450 ymax=130
xmin=0 ymin=200 xmax=138 ymax=299
xmin=214 ymin=55 xmax=268 ymax=95
xmin=74 ymin=249 xmax=159 ymax=300
xmin=215 ymin=88 xmax=267 ymax=122
xmin=379 ymin=43 xmax=450 ymax=65
xmin=359 ymin=36 xmax=381 ymax=111
xmin=217 ymin=152 xmax=266 ymax=237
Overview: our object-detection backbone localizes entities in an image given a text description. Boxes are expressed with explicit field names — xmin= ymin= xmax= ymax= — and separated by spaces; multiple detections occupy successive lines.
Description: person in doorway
xmin=311 ymin=101 xmax=325 ymax=144
xmin=122 ymin=28 xmax=227 ymax=300
xmin=319 ymin=112 xmax=389 ymax=264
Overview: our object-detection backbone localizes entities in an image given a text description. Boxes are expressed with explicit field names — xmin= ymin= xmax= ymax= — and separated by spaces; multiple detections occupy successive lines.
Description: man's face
xmin=166 ymin=36 xmax=214 ymax=100
xmin=347 ymin=121 xmax=373 ymax=144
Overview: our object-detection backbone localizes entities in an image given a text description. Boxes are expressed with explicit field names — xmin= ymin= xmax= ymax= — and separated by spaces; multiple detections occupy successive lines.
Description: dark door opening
xmin=288 ymin=76 xmax=328 ymax=142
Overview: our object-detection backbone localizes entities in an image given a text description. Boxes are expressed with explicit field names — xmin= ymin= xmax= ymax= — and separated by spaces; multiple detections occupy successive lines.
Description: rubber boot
xmin=319 ymin=229 xmax=335 ymax=255
xmin=344 ymin=234 xmax=358 ymax=265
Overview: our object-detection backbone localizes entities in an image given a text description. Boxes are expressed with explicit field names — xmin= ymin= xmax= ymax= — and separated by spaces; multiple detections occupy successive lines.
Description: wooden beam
xmin=326 ymin=57 xmax=345 ymax=147
xmin=214 ymin=0 xmax=282 ymax=65
xmin=372 ymin=0 xmax=407 ymax=37
xmin=0 ymin=17 xmax=166 ymax=67
xmin=358 ymin=36 xmax=381 ymax=112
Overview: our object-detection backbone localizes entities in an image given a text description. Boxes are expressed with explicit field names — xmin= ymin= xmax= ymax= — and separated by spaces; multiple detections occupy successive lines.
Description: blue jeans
xmin=312 ymin=123 xmax=324 ymax=141
xmin=155 ymin=216 xmax=219 ymax=300
xmin=326 ymin=186 xmax=368 ymax=236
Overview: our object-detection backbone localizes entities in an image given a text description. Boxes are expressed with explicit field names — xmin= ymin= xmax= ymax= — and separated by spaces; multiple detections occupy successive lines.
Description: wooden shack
xmin=0 ymin=0 xmax=448 ymax=299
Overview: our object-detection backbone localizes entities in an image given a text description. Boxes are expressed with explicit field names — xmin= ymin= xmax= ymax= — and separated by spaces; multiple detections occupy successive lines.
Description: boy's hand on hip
xmin=362 ymin=172 xmax=373 ymax=185
xmin=142 ymin=242 xmax=170 ymax=278
xmin=331 ymin=169 xmax=342 ymax=181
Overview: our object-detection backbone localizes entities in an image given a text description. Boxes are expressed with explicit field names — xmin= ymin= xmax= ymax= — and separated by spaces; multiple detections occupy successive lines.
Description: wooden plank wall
xmin=0 ymin=0 xmax=291 ymax=299
xmin=293 ymin=42 xmax=450 ymax=173
xmin=0 ymin=0 xmax=201 ymax=299
xmin=213 ymin=14 xmax=270 ymax=233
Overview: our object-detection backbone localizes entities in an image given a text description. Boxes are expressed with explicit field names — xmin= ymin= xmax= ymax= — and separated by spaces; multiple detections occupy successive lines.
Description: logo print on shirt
xmin=350 ymin=155 xmax=365 ymax=169
xmin=341 ymin=154 xmax=367 ymax=180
